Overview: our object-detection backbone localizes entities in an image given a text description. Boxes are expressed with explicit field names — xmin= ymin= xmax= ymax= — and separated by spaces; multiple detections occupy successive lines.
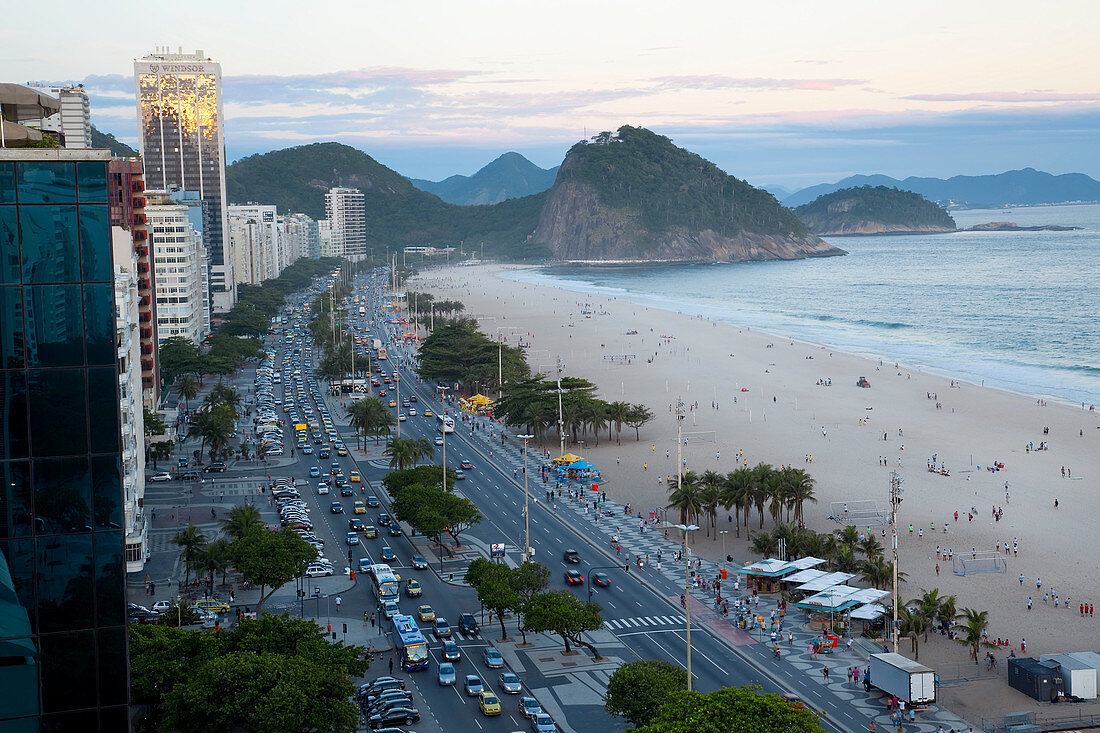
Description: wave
xmin=809 ymin=314 xmax=913 ymax=330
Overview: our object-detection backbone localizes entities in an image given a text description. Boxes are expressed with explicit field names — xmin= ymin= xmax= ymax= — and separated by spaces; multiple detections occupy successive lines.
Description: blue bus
xmin=391 ymin=614 xmax=429 ymax=671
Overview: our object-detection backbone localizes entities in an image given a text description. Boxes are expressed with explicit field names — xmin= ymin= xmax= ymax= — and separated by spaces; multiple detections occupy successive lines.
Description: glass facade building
xmin=0 ymin=149 xmax=130 ymax=732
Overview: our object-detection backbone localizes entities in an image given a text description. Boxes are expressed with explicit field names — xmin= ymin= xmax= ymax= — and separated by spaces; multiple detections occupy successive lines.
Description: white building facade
xmin=325 ymin=187 xmax=366 ymax=260
xmin=112 ymin=228 xmax=148 ymax=573
xmin=27 ymin=84 xmax=92 ymax=148
xmin=147 ymin=194 xmax=209 ymax=344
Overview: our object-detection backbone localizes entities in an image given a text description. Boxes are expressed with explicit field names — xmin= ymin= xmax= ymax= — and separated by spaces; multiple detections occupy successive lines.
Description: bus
xmin=368 ymin=564 xmax=400 ymax=601
xmin=390 ymin=614 xmax=429 ymax=671
xmin=377 ymin=347 xmax=387 ymax=361
xmin=436 ymin=413 xmax=454 ymax=434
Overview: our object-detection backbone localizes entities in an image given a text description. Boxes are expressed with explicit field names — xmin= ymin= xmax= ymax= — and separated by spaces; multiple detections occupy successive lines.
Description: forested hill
xmin=794 ymin=186 xmax=957 ymax=235
xmin=531 ymin=126 xmax=842 ymax=261
xmin=226 ymin=142 xmax=548 ymax=257
xmin=409 ymin=152 xmax=559 ymax=205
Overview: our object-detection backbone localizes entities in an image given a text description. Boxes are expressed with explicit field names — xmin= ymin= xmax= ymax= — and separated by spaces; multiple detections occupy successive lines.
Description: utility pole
xmin=519 ymin=434 xmax=534 ymax=562
xmin=890 ymin=470 xmax=902 ymax=653
xmin=556 ymin=357 xmax=566 ymax=459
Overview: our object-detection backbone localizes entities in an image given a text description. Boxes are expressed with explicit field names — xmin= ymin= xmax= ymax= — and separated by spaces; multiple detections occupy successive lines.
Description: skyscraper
xmin=0 ymin=147 xmax=131 ymax=731
xmin=325 ymin=187 xmax=366 ymax=260
xmin=134 ymin=48 xmax=232 ymax=311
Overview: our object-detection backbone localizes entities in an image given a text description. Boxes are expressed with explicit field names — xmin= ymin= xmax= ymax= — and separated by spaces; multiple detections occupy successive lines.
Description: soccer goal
xmin=953 ymin=551 xmax=1008 ymax=576
xmin=828 ymin=500 xmax=890 ymax=528
xmin=681 ymin=431 xmax=717 ymax=444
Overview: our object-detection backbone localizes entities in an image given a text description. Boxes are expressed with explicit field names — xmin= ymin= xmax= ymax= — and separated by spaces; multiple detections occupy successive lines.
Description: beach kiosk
xmin=733 ymin=556 xmax=825 ymax=594
xmin=1039 ymin=654 xmax=1097 ymax=699
xmin=1008 ymin=658 xmax=1064 ymax=702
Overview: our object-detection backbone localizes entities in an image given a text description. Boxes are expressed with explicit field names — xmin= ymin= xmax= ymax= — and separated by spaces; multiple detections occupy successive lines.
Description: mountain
xmin=409 ymin=152 xmax=559 ymax=205
xmin=90 ymin=124 xmax=137 ymax=157
xmin=794 ymin=186 xmax=957 ymax=235
xmin=784 ymin=168 xmax=1100 ymax=208
xmin=530 ymin=126 xmax=843 ymax=262
xmin=226 ymin=142 xmax=547 ymax=256
xmin=761 ymin=184 xmax=794 ymax=199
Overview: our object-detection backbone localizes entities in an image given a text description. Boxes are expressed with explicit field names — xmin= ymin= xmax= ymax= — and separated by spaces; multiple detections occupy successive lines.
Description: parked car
xmin=147 ymin=472 xmax=173 ymax=482
xmin=203 ymin=462 xmax=227 ymax=472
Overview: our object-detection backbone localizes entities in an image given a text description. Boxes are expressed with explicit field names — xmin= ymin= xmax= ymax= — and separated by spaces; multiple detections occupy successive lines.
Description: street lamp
xmin=719 ymin=530 xmax=729 ymax=562
xmin=666 ymin=522 xmax=700 ymax=691
xmin=518 ymin=434 xmax=534 ymax=562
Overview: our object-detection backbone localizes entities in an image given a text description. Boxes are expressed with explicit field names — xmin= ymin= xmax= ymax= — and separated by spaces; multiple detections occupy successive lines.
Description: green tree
xmin=511 ymin=561 xmax=551 ymax=644
xmin=160 ymin=337 xmax=201 ymax=392
xmin=957 ymin=607 xmax=990 ymax=661
xmin=522 ymin=590 xmax=603 ymax=659
xmin=144 ymin=408 xmax=167 ymax=436
xmin=195 ymin=538 xmax=232 ymax=591
xmin=667 ymin=473 xmax=702 ymax=527
xmin=171 ymin=524 xmax=207 ymax=588
xmin=633 ymin=686 xmax=826 ymax=733
xmin=625 ymin=403 xmax=655 ymax=441
xmin=604 ymin=659 xmax=688 ymax=727
xmin=346 ymin=397 xmax=394 ymax=447
xmin=147 ymin=439 xmax=174 ymax=469
xmin=465 ymin=558 xmax=520 ymax=642
xmin=384 ymin=436 xmax=434 ymax=471
xmin=229 ymin=528 xmax=316 ymax=609
xmin=221 ymin=504 xmax=265 ymax=540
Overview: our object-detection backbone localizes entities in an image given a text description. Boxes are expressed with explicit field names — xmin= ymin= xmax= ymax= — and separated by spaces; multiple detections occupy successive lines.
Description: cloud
xmin=652 ymin=75 xmax=866 ymax=92
xmin=903 ymin=91 xmax=1100 ymax=103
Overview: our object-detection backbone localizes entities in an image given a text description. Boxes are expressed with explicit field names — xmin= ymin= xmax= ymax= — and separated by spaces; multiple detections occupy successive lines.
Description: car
xmin=442 ymin=640 xmax=461 ymax=661
xmin=353 ymin=501 xmax=367 ymax=514
xmin=151 ymin=600 xmax=172 ymax=613
xmin=365 ymin=495 xmax=380 ymax=507
xmin=402 ymin=400 xmax=410 ymax=408
xmin=305 ymin=564 xmax=334 ymax=577
xmin=301 ymin=444 xmax=313 ymax=454
xmin=340 ymin=486 xmax=354 ymax=497
xmin=458 ymin=613 xmax=479 ymax=636
xmin=379 ymin=546 xmax=396 ymax=561
xmin=438 ymin=662 xmax=456 ymax=686
xmin=147 ymin=472 xmax=173 ymax=482
xmin=336 ymin=445 xmax=348 ymax=456
xmin=479 ymin=691 xmax=502 ymax=716
xmin=482 ymin=647 xmax=504 ymax=668
xmin=377 ymin=514 xmax=392 ymax=526
xmin=128 ymin=609 xmax=161 ymax=624
xmin=434 ymin=437 xmax=444 ymax=445
xmin=388 ymin=525 xmax=401 ymax=537
xmin=194 ymin=598 xmax=230 ymax=614
xmin=319 ymin=447 xmax=330 ymax=458
xmin=178 ymin=470 xmax=201 ymax=482
xmin=346 ymin=532 xmax=359 ymax=545
xmin=363 ymin=525 xmax=378 ymax=539
xmin=463 ymin=675 xmax=484 ymax=696
xmin=388 ymin=400 xmax=397 ymax=408
xmin=591 ymin=572 xmax=611 ymax=587
xmin=411 ymin=554 xmax=428 ymax=570
xmin=309 ymin=466 xmax=320 ymax=478
xmin=203 ymin=462 xmax=227 ymax=473
xmin=409 ymin=395 xmax=417 ymax=403
xmin=367 ymin=708 xmax=419 ymax=729
xmin=404 ymin=579 xmax=422 ymax=598
xmin=382 ymin=600 xmax=400 ymax=619
xmin=499 ymin=672 xmax=522 ymax=694
xmin=349 ymin=518 xmax=364 ymax=532
xmin=417 ymin=605 xmax=435 ymax=622
xmin=563 ymin=549 xmax=581 ymax=564
xmin=408 ymin=409 xmax=416 ymax=416
xmin=530 ymin=711 xmax=556 ymax=732
xmin=433 ymin=617 xmax=451 ymax=638
xmin=350 ymin=471 xmax=361 ymax=482
xmin=454 ymin=469 xmax=465 ymax=480
xmin=519 ymin=697 xmax=542 ymax=719
xmin=564 ymin=570 xmax=585 ymax=585
xmin=316 ymin=482 xmax=330 ymax=495
xmin=357 ymin=676 xmax=405 ymax=700
xmin=424 ymin=409 xmax=433 ymax=417
xmin=460 ymin=460 xmax=472 ymax=469
xmin=398 ymin=414 xmax=406 ymax=422
xmin=366 ymin=694 xmax=414 ymax=715
xmin=330 ymin=501 xmax=344 ymax=514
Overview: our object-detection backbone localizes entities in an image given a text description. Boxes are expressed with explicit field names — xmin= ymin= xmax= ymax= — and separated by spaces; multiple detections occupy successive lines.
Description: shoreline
xmin=409 ymin=263 xmax=1099 ymax=675
xmin=501 ymin=264 xmax=1098 ymax=409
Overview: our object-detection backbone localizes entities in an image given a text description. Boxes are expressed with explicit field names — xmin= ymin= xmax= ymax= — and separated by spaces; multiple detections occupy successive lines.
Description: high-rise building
xmin=134 ymin=48 xmax=232 ymax=312
xmin=282 ymin=212 xmax=319 ymax=260
xmin=107 ymin=159 xmax=158 ymax=408
xmin=166 ymin=188 xmax=220 ymax=320
xmin=317 ymin=218 xmax=336 ymax=258
xmin=26 ymin=84 xmax=93 ymax=149
xmin=227 ymin=204 xmax=280 ymax=281
xmin=325 ymin=187 xmax=365 ymax=260
xmin=146 ymin=192 xmax=209 ymax=344
xmin=0 ymin=148 xmax=132 ymax=730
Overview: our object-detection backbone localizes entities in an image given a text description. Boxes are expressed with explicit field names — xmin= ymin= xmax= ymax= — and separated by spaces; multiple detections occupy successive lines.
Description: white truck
xmin=372 ymin=338 xmax=383 ymax=351
xmin=868 ymin=652 xmax=936 ymax=704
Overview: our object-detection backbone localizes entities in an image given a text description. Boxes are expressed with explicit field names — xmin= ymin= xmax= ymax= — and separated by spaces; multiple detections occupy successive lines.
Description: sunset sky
xmin=6 ymin=0 xmax=1098 ymax=189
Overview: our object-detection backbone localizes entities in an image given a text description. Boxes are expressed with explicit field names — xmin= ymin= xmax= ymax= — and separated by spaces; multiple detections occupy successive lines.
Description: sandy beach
xmin=409 ymin=264 xmax=1098 ymax=676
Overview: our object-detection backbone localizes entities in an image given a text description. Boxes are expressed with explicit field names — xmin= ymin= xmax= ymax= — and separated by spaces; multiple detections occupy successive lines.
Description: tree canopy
xmin=633 ymin=686 xmax=826 ymax=733
xmin=795 ymin=185 xmax=956 ymax=233
xmin=604 ymin=659 xmax=688 ymax=727
xmin=522 ymin=590 xmax=603 ymax=659
xmin=416 ymin=318 xmax=531 ymax=390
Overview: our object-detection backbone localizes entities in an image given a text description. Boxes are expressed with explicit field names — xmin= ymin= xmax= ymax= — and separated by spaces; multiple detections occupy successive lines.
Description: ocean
xmin=504 ymin=203 xmax=1100 ymax=406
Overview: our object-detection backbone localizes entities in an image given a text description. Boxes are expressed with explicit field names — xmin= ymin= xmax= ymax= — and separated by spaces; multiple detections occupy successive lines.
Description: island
xmin=794 ymin=185 xmax=956 ymax=235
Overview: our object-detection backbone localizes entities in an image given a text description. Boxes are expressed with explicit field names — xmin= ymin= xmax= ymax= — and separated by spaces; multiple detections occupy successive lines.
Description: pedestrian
xmin=335 ymin=595 xmax=342 ymax=612
xmin=371 ymin=613 xmax=376 ymax=628
xmin=1028 ymin=597 xmax=1033 ymax=610
xmin=388 ymin=658 xmax=394 ymax=674
xmin=823 ymin=665 xmax=829 ymax=680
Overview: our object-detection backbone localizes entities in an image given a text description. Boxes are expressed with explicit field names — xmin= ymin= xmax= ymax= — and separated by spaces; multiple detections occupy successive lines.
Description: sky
xmin=6 ymin=0 xmax=1099 ymax=190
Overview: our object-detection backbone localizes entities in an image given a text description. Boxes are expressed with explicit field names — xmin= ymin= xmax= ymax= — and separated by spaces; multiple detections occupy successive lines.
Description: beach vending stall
xmin=459 ymin=393 xmax=495 ymax=416
xmin=792 ymin=583 xmax=889 ymax=638
xmin=733 ymin=556 xmax=825 ymax=595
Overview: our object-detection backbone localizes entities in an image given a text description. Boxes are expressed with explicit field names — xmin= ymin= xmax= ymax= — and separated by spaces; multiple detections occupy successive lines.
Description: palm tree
xmin=859 ymin=534 xmax=884 ymax=561
xmin=937 ymin=595 xmax=959 ymax=635
xmin=749 ymin=463 xmax=774 ymax=529
xmin=860 ymin=557 xmax=891 ymax=590
xmin=837 ymin=525 xmax=861 ymax=554
xmin=606 ymin=401 xmax=632 ymax=445
xmin=347 ymin=397 xmax=393 ymax=448
xmin=782 ymin=468 xmax=817 ymax=528
xmin=666 ymin=473 xmax=703 ymax=528
xmin=221 ymin=504 xmax=265 ymax=540
xmin=584 ymin=400 xmax=609 ymax=446
xmin=917 ymin=588 xmax=947 ymax=641
xmin=171 ymin=524 xmax=207 ymax=588
xmin=830 ymin=545 xmax=861 ymax=573
xmin=957 ymin=608 xmax=990 ymax=661
xmin=721 ymin=468 xmax=752 ymax=537
xmin=205 ymin=382 xmax=241 ymax=418
xmin=898 ymin=605 xmax=930 ymax=660
xmin=749 ymin=530 xmax=777 ymax=558
xmin=176 ymin=374 xmax=199 ymax=413
xmin=384 ymin=437 xmax=434 ymax=471
xmin=195 ymin=538 xmax=231 ymax=591
xmin=699 ymin=470 xmax=723 ymax=536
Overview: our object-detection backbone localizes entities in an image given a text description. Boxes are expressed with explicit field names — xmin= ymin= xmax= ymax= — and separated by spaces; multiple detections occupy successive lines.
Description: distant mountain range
xmin=409 ymin=152 xmax=559 ymax=205
xmin=783 ymin=168 xmax=1100 ymax=208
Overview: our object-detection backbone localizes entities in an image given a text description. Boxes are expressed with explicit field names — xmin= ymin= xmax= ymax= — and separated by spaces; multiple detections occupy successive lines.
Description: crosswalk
xmin=604 ymin=615 xmax=685 ymax=631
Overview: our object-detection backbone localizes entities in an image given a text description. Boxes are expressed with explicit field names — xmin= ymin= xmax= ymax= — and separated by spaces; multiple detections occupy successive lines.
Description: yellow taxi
xmin=363 ymin=525 xmax=377 ymax=538
xmin=424 ymin=409 xmax=433 ymax=417
xmin=194 ymin=598 xmax=230 ymax=614
xmin=349 ymin=471 xmax=361 ymax=482
xmin=417 ymin=604 xmax=435 ymax=622
xmin=478 ymin=691 xmax=502 ymax=716
xmin=353 ymin=501 xmax=366 ymax=514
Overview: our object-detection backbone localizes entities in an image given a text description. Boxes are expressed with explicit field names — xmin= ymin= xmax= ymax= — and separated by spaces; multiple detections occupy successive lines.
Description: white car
xmin=148 ymin=472 xmax=173 ymax=482
xmin=151 ymin=600 xmax=172 ymax=613
xmin=317 ymin=483 xmax=330 ymax=495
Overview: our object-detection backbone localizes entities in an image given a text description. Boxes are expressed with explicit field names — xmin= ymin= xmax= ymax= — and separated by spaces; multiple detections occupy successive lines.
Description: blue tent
xmin=566 ymin=460 xmax=595 ymax=470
